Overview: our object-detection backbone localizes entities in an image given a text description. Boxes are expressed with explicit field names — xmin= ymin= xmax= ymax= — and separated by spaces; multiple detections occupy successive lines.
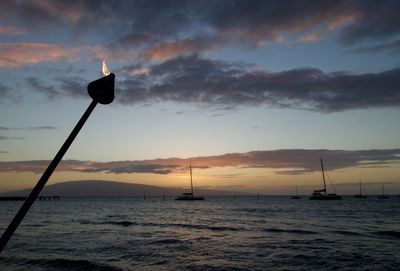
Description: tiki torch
xmin=0 ymin=62 xmax=115 ymax=253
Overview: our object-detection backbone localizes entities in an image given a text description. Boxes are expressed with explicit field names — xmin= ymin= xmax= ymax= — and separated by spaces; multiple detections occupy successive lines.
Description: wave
xmin=79 ymin=220 xmax=139 ymax=227
xmin=24 ymin=223 xmax=46 ymax=228
xmin=332 ymin=230 xmax=362 ymax=236
xmin=108 ymin=221 xmax=137 ymax=227
xmin=89 ymin=220 xmax=242 ymax=231
xmin=167 ymin=223 xmax=241 ymax=231
xmin=0 ymin=256 xmax=123 ymax=271
xmin=149 ymin=238 xmax=185 ymax=245
xmin=263 ymin=228 xmax=316 ymax=234
xmin=373 ymin=230 xmax=400 ymax=239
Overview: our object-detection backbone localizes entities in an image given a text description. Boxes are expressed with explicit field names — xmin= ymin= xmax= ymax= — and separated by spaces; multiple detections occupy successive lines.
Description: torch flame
xmin=102 ymin=60 xmax=111 ymax=76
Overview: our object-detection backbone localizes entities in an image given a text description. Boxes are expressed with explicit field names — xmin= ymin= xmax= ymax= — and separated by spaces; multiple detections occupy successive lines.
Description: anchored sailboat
xmin=377 ymin=185 xmax=389 ymax=199
xmin=309 ymin=158 xmax=342 ymax=200
xmin=291 ymin=186 xmax=301 ymax=199
xmin=354 ymin=180 xmax=367 ymax=198
xmin=175 ymin=165 xmax=204 ymax=201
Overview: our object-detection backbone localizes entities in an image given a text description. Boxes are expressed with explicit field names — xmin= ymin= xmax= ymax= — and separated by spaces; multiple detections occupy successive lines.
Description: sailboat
xmin=175 ymin=165 xmax=204 ymax=201
xmin=309 ymin=158 xmax=342 ymax=200
xmin=291 ymin=186 xmax=301 ymax=199
xmin=377 ymin=185 xmax=389 ymax=199
xmin=354 ymin=180 xmax=368 ymax=198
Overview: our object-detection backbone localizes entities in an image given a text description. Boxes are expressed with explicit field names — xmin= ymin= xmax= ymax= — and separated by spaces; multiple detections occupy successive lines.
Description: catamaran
xmin=175 ymin=165 xmax=204 ymax=201
xmin=309 ymin=158 xmax=342 ymax=200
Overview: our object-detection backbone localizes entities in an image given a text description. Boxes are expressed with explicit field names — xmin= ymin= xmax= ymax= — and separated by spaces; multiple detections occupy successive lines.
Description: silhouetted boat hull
xmin=377 ymin=186 xmax=389 ymax=199
xmin=309 ymin=193 xmax=342 ymax=200
xmin=291 ymin=186 xmax=301 ymax=199
xmin=175 ymin=195 xmax=204 ymax=200
xmin=377 ymin=195 xmax=389 ymax=199
xmin=175 ymin=165 xmax=204 ymax=201
xmin=353 ymin=181 xmax=367 ymax=198
xmin=353 ymin=194 xmax=368 ymax=198
xmin=309 ymin=158 xmax=342 ymax=200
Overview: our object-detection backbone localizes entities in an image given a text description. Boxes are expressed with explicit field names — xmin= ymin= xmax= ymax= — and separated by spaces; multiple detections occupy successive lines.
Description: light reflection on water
xmin=0 ymin=196 xmax=399 ymax=270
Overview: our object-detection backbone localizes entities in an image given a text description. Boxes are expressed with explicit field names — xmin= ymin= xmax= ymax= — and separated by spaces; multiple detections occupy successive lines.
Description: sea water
xmin=0 ymin=196 xmax=399 ymax=270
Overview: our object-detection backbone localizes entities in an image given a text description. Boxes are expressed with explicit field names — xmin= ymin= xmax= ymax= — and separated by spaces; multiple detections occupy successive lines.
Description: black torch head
xmin=87 ymin=73 xmax=115 ymax=104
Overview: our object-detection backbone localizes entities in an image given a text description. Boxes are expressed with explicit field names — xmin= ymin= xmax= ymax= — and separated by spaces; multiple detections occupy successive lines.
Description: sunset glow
xmin=0 ymin=1 xmax=399 ymax=195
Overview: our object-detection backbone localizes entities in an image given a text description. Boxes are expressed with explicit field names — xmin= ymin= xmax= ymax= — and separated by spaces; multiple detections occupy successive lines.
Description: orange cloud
xmin=327 ymin=14 xmax=357 ymax=31
xmin=1 ymin=149 xmax=399 ymax=175
xmin=0 ymin=42 xmax=78 ymax=67
xmin=297 ymin=33 xmax=321 ymax=43
xmin=143 ymin=38 xmax=218 ymax=60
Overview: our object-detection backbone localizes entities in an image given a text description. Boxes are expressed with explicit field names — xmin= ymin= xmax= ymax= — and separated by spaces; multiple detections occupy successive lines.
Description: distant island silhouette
xmin=0 ymin=180 xmax=249 ymax=198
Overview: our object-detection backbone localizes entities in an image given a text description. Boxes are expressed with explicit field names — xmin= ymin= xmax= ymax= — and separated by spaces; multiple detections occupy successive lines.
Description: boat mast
xmin=190 ymin=164 xmax=193 ymax=195
xmin=359 ymin=180 xmax=362 ymax=195
xmin=320 ymin=158 xmax=327 ymax=195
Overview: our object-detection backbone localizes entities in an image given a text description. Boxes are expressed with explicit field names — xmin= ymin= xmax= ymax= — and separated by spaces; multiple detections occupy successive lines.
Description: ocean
xmin=0 ymin=196 xmax=399 ymax=270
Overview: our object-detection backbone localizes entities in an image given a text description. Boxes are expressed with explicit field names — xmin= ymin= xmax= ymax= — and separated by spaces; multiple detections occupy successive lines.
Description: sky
xmin=0 ymin=0 xmax=400 ymax=195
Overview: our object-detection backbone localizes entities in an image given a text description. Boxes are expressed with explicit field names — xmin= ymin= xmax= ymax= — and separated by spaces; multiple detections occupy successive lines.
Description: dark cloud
xmin=118 ymin=55 xmax=400 ymax=112
xmin=107 ymin=1 xmax=400 ymax=57
xmin=22 ymin=55 xmax=400 ymax=112
xmin=337 ymin=1 xmax=400 ymax=45
xmin=0 ymin=83 xmax=11 ymax=100
xmin=1 ymin=149 xmax=399 ymax=175
xmin=24 ymin=126 xmax=58 ymax=130
xmin=81 ymin=162 xmax=177 ymax=175
xmin=58 ymin=77 xmax=88 ymax=98
xmin=0 ymin=151 xmax=9 ymax=154
xmin=0 ymin=126 xmax=58 ymax=131
xmin=350 ymin=39 xmax=400 ymax=54
xmin=0 ymin=159 xmax=178 ymax=175
xmin=0 ymin=136 xmax=24 ymax=140
xmin=1 ymin=1 xmax=399 ymax=58
xmin=109 ymin=0 xmax=400 ymax=58
xmin=26 ymin=77 xmax=61 ymax=99
xmin=26 ymin=76 xmax=87 ymax=100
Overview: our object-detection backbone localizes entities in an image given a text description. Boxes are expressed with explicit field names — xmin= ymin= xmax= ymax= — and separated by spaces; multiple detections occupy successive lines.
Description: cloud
xmin=26 ymin=76 xmax=87 ymax=100
xmin=0 ymin=0 xmax=88 ymax=29
xmin=25 ymin=77 xmax=60 ymax=98
xmin=100 ymin=1 xmax=364 ymax=59
xmin=81 ymin=162 xmax=177 ymax=175
xmin=1 ymin=149 xmax=399 ymax=176
xmin=23 ymin=126 xmax=58 ymax=130
xmin=141 ymin=37 xmax=221 ymax=61
xmin=0 ymin=151 xmax=9 ymax=154
xmin=117 ymin=55 xmax=400 ymax=113
xmin=0 ymin=126 xmax=59 ymax=131
xmin=0 ymin=160 xmax=176 ymax=175
xmin=0 ymin=42 xmax=78 ymax=67
xmin=349 ymin=39 xmax=400 ymax=54
xmin=297 ymin=34 xmax=321 ymax=44
xmin=20 ymin=55 xmax=400 ymax=112
xmin=0 ymin=25 xmax=25 ymax=35
xmin=337 ymin=1 xmax=400 ymax=45
xmin=57 ymin=77 xmax=88 ymax=98
xmin=1 ymin=1 xmax=399 ymax=61
xmin=0 ymin=136 xmax=24 ymax=140
xmin=0 ymin=83 xmax=11 ymax=99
